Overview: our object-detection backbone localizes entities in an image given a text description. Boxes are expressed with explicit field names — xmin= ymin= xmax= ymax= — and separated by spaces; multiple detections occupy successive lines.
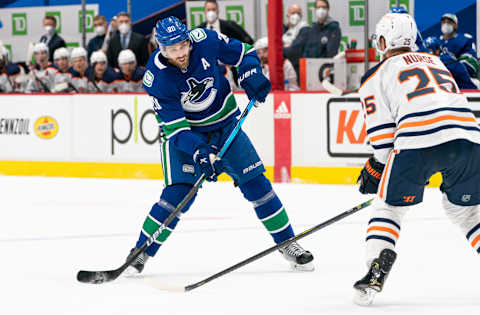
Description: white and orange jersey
xmin=359 ymin=52 xmax=480 ymax=164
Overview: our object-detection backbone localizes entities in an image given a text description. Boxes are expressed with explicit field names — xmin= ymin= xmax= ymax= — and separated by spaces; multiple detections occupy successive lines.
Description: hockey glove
xmin=193 ymin=144 xmax=220 ymax=182
xmin=357 ymin=157 xmax=385 ymax=194
xmin=238 ymin=64 xmax=272 ymax=103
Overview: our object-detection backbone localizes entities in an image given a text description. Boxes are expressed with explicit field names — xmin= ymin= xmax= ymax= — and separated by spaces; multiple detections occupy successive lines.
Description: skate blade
xmin=290 ymin=261 xmax=315 ymax=272
xmin=353 ymin=287 xmax=377 ymax=306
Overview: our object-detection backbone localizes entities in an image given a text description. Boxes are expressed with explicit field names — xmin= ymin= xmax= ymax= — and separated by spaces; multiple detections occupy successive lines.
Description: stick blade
xmin=321 ymin=78 xmax=344 ymax=96
xmin=77 ymin=269 xmax=120 ymax=284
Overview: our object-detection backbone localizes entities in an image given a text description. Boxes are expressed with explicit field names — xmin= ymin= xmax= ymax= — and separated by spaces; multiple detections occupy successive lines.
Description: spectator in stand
xmin=424 ymin=36 xmax=478 ymax=90
xmin=53 ymin=47 xmax=72 ymax=92
xmin=39 ymin=15 xmax=66 ymax=62
xmin=107 ymin=12 xmax=149 ymax=68
xmin=284 ymin=0 xmax=341 ymax=77
xmin=88 ymin=15 xmax=108 ymax=60
xmin=283 ymin=4 xmax=309 ymax=48
xmin=115 ymin=49 xmax=145 ymax=92
xmin=26 ymin=43 xmax=57 ymax=93
xmin=255 ymin=37 xmax=299 ymax=91
xmin=68 ymin=47 xmax=90 ymax=92
xmin=198 ymin=0 xmax=253 ymax=44
xmin=88 ymin=51 xmax=117 ymax=92
xmin=439 ymin=13 xmax=479 ymax=79
xmin=0 ymin=46 xmax=24 ymax=92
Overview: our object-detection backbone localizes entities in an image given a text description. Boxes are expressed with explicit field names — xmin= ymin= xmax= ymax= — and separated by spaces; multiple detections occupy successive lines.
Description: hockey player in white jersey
xmin=53 ymin=47 xmax=72 ymax=92
xmin=25 ymin=43 xmax=57 ymax=93
xmin=115 ymin=49 xmax=145 ymax=92
xmin=354 ymin=12 xmax=480 ymax=305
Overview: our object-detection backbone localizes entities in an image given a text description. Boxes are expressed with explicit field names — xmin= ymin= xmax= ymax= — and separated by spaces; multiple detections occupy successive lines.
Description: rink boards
xmin=1 ymin=91 xmax=480 ymax=185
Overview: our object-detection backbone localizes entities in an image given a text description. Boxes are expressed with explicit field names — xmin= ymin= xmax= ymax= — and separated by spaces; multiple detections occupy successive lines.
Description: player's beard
xmin=170 ymin=52 xmax=190 ymax=72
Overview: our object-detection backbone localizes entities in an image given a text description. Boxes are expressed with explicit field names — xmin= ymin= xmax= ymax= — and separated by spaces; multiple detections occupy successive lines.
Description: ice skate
xmin=279 ymin=241 xmax=314 ymax=271
xmin=124 ymin=248 xmax=150 ymax=276
xmin=353 ymin=248 xmax=396 ymax=306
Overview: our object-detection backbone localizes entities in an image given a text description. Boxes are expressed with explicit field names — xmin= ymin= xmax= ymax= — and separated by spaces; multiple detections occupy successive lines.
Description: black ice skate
xmin=279 ymin=241 xmax=314 ymax=271
xmin=353 ymin=248 xmax=397 ymax=306
xmin=125 ymin=247 xmax=150 ymax=276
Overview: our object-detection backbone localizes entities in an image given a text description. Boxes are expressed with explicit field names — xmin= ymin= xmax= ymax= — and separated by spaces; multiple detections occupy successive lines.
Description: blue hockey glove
xmin=357 ymin=157 xmax=385 ymax=194
xmin=238 ymin=64 xmax=272 ymax=103
xmin=193 ymin=144 xmax=220 ymax=182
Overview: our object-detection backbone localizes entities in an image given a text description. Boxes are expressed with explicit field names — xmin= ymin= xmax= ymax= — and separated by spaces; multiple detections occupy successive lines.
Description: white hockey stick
xmin=322 ymin=78 xmax=358 ymax=96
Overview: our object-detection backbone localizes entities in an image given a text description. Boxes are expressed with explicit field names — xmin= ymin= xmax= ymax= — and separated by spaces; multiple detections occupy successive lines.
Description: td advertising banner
xmin=0 ymin=4 xmax=99 ymax=62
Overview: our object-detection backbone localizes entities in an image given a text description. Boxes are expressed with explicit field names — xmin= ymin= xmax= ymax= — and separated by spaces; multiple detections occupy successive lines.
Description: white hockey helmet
xmin=71 ymin=47 xmax=87 ymax=60
xmin=118 ymin=49 xmax=136 ymax=65
xmin=254 ymin=37 xmax=268 ymax=50
xmin=53 ymin=47 xmax=69 ymax=60
xmin=33 ymin=42 xmax=49 ymax=54
xmin=373 ymin=13 xmax=417 ymax=56
xmin=90 ymin=50 xmax=107 ymax=64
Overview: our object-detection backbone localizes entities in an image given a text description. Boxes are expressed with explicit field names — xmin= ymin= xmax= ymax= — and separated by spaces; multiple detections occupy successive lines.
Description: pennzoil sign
xmin=34 ymin=116 xmax=59 ymax=139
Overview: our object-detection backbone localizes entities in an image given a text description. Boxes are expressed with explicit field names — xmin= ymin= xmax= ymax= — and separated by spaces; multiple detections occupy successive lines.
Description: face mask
xmin=44 ymin=25 xmax=54 ymax=35
xmin=316 ymin=8 xmax=328 ymax=20
xmin=289 ymin=13 xmax=301 ymax=26
xmin=441 ymin=23 xmax=453 ymax=35
xmin=206 ymin=10 xmax=217 ymax=23
xmin=94 ymin=26 xmax=105 ymax=36
xmin=118 ymin=23 xmax=130 ymax=35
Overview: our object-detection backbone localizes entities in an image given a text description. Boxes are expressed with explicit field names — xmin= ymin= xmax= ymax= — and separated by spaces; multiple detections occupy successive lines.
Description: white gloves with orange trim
xmin=357 ymin=157 xmax=385 ymax=194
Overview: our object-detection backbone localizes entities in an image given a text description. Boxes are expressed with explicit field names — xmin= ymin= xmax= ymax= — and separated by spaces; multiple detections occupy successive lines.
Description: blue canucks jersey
xmin=142 ymin=28 xmax=257 ymax=156
xmin=440 ymin=33 xmax=479 ymax=77
xmin=440 ymin=52 xmax=477 ymax=89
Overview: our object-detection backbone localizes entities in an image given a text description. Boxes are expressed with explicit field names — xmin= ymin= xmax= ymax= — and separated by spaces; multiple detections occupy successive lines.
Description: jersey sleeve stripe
xmin=398 ymin=107 xmax=473 ymax=124
xmin=161 ymin=118 xmax=191 ymax=138
xmin=398 ymin=115 xmax=477 ymax=130
xmin=396 ymin=124 xmax=480 ymax=138
xmin=371 ymin=143 xmax=394 ymax=150
xmin=366 ymin=123 xmax=397 ymax=134
xmin=370 ymin=132 xmax=395 ymax=142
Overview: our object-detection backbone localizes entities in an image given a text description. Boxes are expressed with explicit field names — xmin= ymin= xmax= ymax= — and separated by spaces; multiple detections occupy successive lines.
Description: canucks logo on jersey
xmin=181 ymin=77 xmax=217 ymax=112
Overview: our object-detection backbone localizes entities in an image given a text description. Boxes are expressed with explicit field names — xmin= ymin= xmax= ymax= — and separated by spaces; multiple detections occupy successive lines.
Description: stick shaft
xmin=185 ymin=198 xmax=374 ymax=291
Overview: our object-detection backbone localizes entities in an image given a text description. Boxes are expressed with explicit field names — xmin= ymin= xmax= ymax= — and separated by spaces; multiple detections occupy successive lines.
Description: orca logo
xmin=181 ymin=77 xmax=217 ymax=112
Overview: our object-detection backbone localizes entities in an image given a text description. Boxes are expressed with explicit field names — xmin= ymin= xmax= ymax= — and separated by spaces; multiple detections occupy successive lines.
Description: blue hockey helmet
xmin=424 ymin=36 xmax=442 ymax=51
xmin=154 ymin=16 xmax=189 ymax=47
xmin=390 ymin=6 xmax=408 ymax=14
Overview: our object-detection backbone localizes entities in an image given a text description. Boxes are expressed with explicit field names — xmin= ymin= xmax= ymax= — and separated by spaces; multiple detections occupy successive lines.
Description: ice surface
xmin=1 ymin=176 xmax=479 ymax=315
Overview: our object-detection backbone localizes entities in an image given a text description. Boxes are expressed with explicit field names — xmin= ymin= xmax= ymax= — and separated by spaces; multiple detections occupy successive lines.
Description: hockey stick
xmin=181 ymin=198 xmax=374 ymax=291
xmin=77 ymin=98 xmax=258 ymax=284
xmin=322 ymin=78 xmax=358 ymax=96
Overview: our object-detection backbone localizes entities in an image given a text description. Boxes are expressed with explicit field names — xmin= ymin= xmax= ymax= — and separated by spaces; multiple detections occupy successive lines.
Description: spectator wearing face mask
xmin=115 ymin=49 xmax=145 ymax=92
xmin=88 ymin=51 xmax=118 ymax=92
xmin=197 ymin=0 xmax=253 ymax=44
xmin=283 ymin=4 xmax=309 ymax=48
xmin=284 ymin=0 xmax=341 ymax=77
xmin=39 ymin=15 xmax=66 ymax=62
xmin=107 ymin=12 xmax=149 ymax=68
xmin=439 ymin=13 xmax=479 ymax=78
xmin=88 ymin=15 xmax=108 ymax=60
xmin=255 ymin=37 xmax=299 ymax=91
xmin=68 ymin=47 xmax=90 ymax=92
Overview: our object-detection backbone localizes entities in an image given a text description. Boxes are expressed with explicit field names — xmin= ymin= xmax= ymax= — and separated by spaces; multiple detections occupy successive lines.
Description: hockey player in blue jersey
xmin=424 ymin=36 xmax=477 ymax=90
xmin=439 ymin=13 xmax=479 ymax=78
xmin=125 ymin=16 xmax=314 ymax=274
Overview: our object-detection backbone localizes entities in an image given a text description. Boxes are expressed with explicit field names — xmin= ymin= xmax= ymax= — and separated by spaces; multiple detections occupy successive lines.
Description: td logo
xmin=45 ymin=11 xmax=62 ymax=34
xmin=78 ymin=10 xmax=94 ymax=33
xmin=225 ymin=5 xmax=245 ymax=28
xmin=189 ymin=6 xmax=205 ymax=29
xmin=11 ymin=13 xmax=27 ymax=36
xmin=349 ymin=0 xmax=365 ymax=26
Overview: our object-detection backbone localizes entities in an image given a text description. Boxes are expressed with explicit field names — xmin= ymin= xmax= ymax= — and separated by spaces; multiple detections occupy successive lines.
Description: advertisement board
xmin=0 ymin=4 xmax=99 ymax=62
